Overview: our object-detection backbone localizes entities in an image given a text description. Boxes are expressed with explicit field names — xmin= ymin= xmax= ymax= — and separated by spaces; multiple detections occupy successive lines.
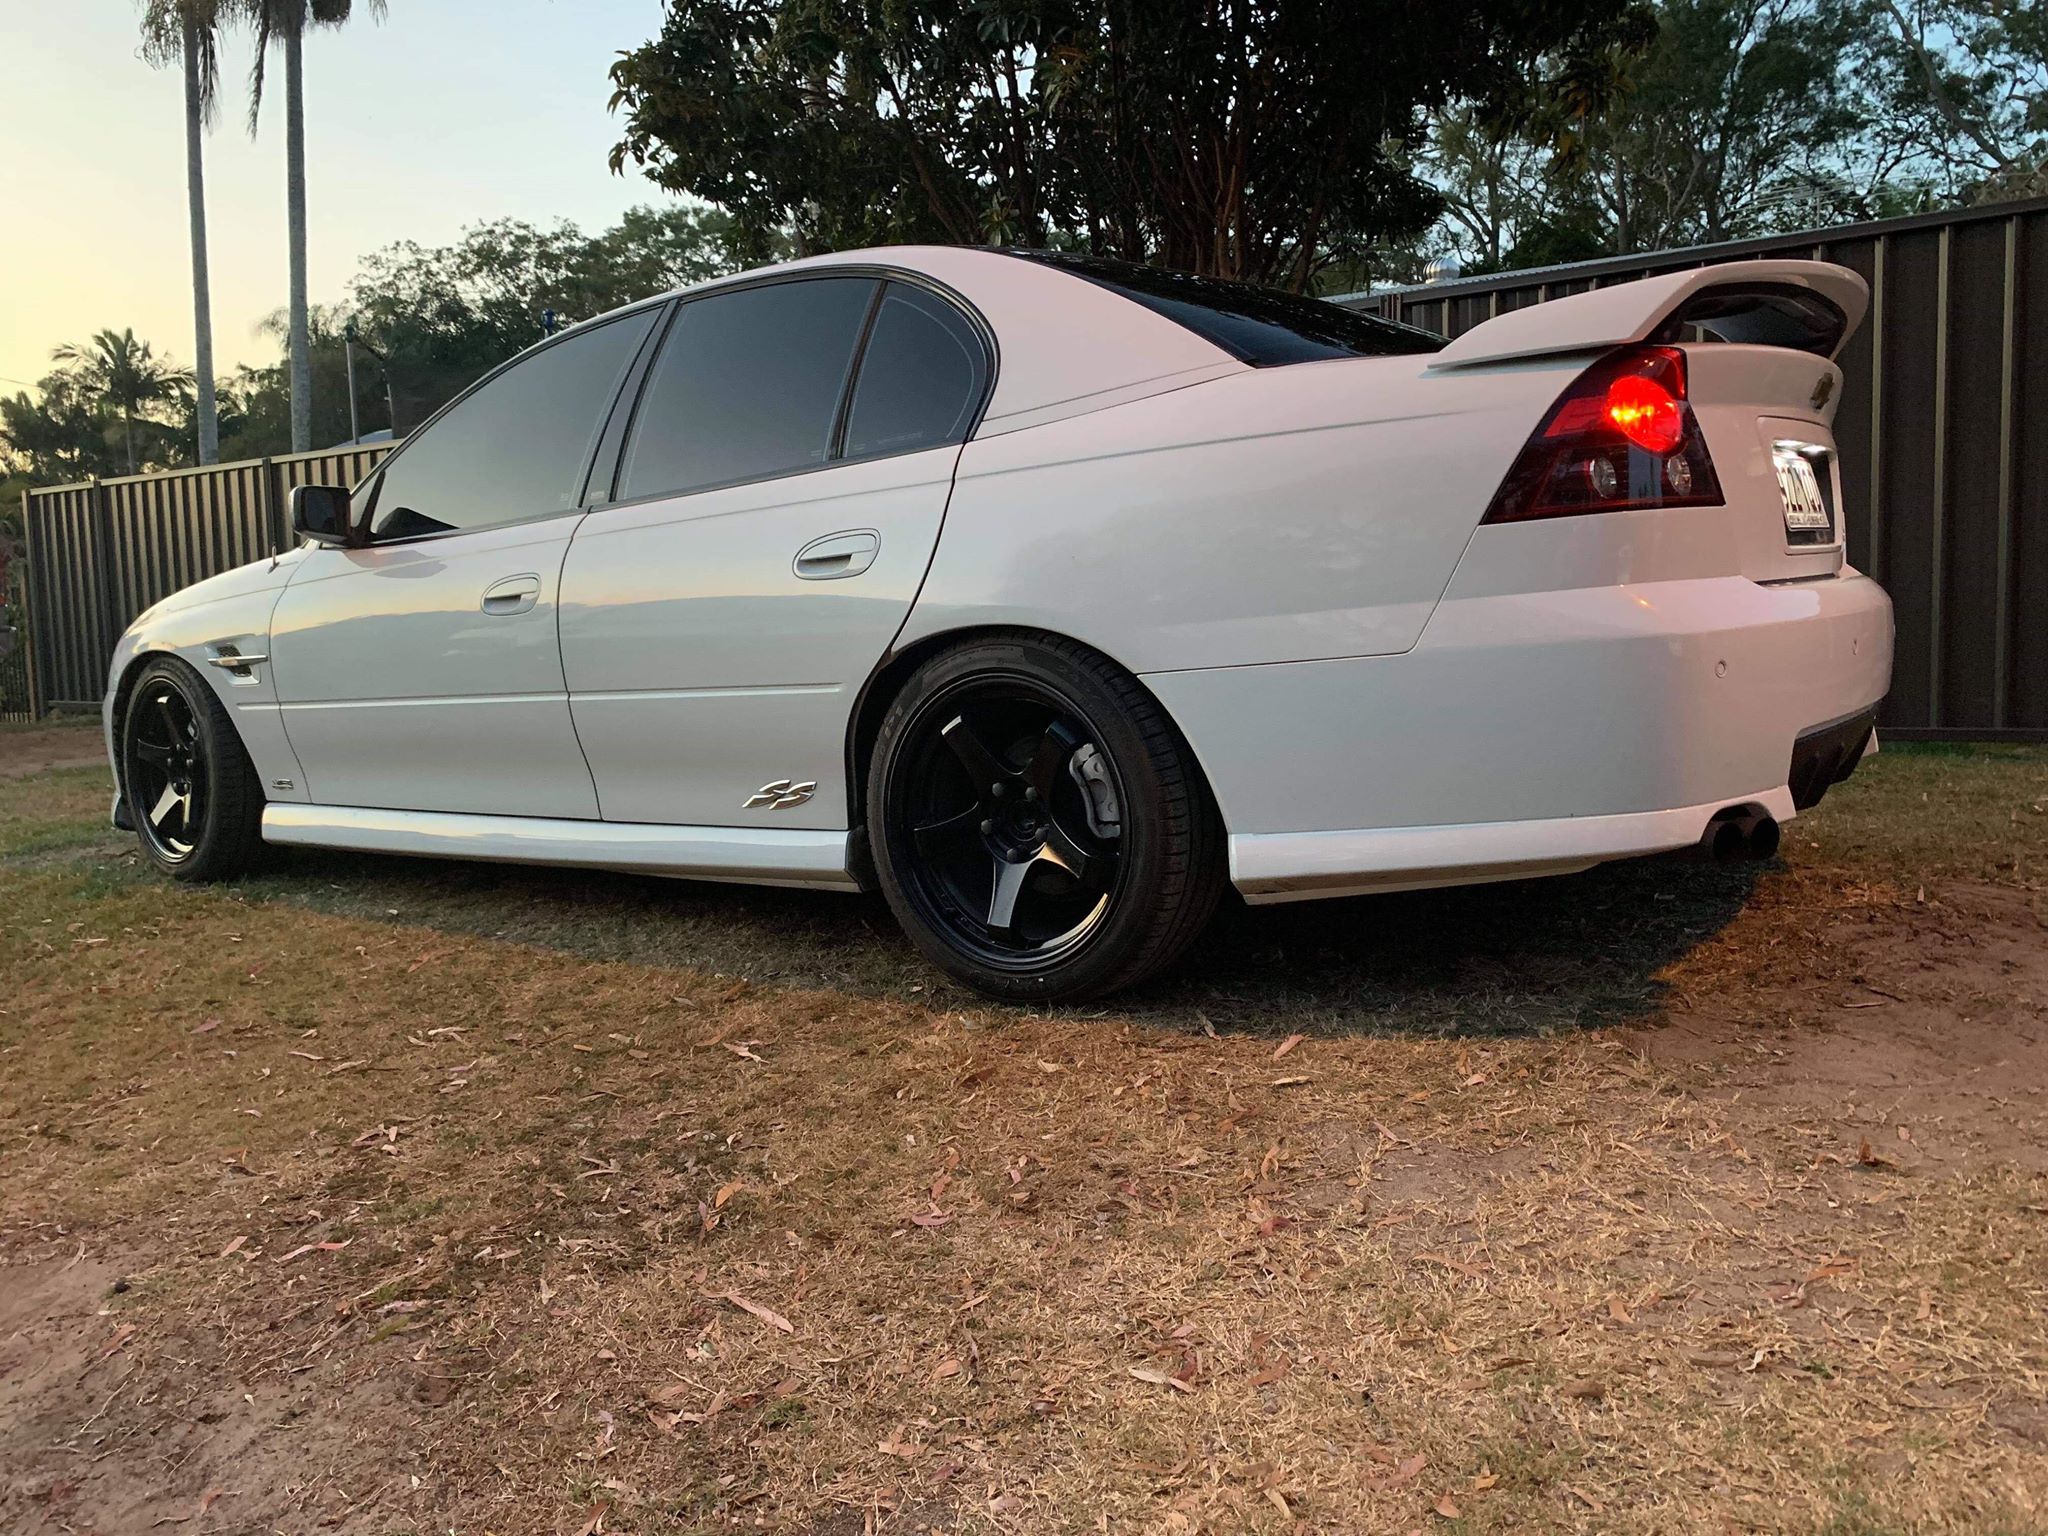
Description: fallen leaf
xmin=1248 ymin=1356 xmax=1290 ymax=1389
xmin=932 ymin=1358 xmax=963 ymax=1380
xmin=724 ymin=1291 xmax=794 ymax=1334
xmin=217 ymin=1235 xmax=247 ymax=1259
xmin=1386 ymin=1453 xmax=1427 ymax=1488
xmin=1128 ymin=1365 xmax=1195 ymax=1394
xmin=1435 ymin=1492 xmax=1461 ymax=1519
xmin=1265 ymin=1489 xmax=1292 ymax=1518
xmin=1563 ymin=1377 xmax=1606 ymax=1400
xmin=1271 ymin=1033 xmax=1304 ymax=1061
xmin=1857 ymin=1138 xmax=1897 ymax=1170
xmin=274 ymin=1240 xmax=351 ymax=1265
xmin=1607 ymin=1295 xmax=1633 ymax=1325
xmin=571 ymin=1500 xmax=611 ymax=1536
xmin=713 ymin=1180 xmax=743 ymax=1209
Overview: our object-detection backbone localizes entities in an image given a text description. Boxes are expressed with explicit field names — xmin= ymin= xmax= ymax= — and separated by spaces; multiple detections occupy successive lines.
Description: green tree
xmin=139 ymin=0 xmax=231 ymax=465
xmin=50 ymin=330 xmax=193 ymax=475
xmin=218 ymin=306 xmax=368 ymax=460
xmin=1 ymin=371 xmax=122 ymax=484
xmin=609 ymin=0 xmax=1652 ymax=289
xmin=1868 ymin=0 xmax=2048 ymax=201
xmin=244 ymin=0 xmax=386 ymax=453
xmin=345 ymin=204 xmax=760 ymax=428
xmin=1547 ymin=0 xmax=1882 ymax=252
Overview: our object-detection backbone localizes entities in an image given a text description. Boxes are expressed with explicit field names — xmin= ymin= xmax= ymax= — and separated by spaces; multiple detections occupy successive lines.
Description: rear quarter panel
xmin=901 ymin=354 xmax=1583 ymax=673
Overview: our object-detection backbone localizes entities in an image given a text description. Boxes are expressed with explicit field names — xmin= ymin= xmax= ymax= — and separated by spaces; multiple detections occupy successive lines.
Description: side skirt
xmin=261 ymin=804 xmax=860 ymax=892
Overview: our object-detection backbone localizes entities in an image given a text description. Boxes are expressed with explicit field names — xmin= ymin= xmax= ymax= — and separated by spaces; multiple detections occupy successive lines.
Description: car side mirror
xmin=291 ymin=484 xmax=357 ymax=547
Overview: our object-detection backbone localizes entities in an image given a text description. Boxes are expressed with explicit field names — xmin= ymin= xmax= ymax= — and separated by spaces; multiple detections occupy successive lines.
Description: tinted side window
xmin=843 ymin=283 xmax=987 ymax=460
xmin=617 ymin=277 xmax=876 ymax=501
xmin=370 ymin=310 xmax=655 ymax=541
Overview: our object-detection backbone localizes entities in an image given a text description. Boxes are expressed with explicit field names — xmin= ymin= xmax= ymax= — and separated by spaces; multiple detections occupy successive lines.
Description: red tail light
xmin=1481 ymin=346 xmax=1722 ymax=524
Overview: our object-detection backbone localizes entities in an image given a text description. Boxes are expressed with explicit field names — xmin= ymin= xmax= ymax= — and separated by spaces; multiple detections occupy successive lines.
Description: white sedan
xmin=104 ymin=247 xmax=1893 ymax=999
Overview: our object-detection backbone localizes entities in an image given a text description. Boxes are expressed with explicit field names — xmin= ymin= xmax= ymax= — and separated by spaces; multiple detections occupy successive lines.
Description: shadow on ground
xmin=222 ymin=840 xmax=1760 ymax=1038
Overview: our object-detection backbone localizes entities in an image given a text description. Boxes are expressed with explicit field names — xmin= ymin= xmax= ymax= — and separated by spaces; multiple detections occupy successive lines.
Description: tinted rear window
xmin=1008 ymin=251 xmax=1444 ymax=366
xmin=843 ymin=283 xmax=987 ymax=460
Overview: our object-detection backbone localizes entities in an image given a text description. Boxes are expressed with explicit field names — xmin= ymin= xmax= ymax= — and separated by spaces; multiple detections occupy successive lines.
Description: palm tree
xmin=244 ymin=0 xmax=385 ymax=453
xmin=140 ymin=0 xmax=229 ymax=465
xmin=52 ymin=330 xmax=196 ymax=475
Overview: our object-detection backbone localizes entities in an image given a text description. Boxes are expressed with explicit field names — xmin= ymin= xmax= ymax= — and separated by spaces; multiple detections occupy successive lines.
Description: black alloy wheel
xmin=120 ymin=657 xmax=266 ymax=881
xmin=128 ymin=679 xmax=206 ymax=863
xmin=868 ymin=633 xmax=1223 ymax=1001
xmin=894 ymin=679 xmax=1125 ymax=967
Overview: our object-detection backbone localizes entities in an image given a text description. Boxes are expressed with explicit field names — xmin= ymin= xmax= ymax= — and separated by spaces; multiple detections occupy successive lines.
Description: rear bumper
xmin=1145 ymin=569 xmax=1893 ymax=902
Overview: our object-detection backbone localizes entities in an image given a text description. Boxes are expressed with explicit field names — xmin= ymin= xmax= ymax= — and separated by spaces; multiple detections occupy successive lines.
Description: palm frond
xmin=138 ymin=0 xmax=227 ymax=126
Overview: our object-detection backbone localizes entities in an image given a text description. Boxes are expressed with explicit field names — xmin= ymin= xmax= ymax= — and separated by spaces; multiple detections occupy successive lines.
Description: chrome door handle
xmin=793 ymin=529 xmax=880 ymax=581
xmin=481 ymin=573 xmax=542 ymax=615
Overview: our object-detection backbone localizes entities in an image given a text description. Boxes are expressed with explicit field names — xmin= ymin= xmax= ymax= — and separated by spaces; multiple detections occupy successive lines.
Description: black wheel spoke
xmin=985 ymin=854 xmax=1033 ymax=934
xmin=147 ymin=783 xmax=184 ymax=830
xmin=940 ymin=714 xmax=1010 ymax=791
xmin=134 ymin=738 xmax=175 ymax=768
xmin=913 ymin=805 xmax=984 ymax=860
xmin=1024 ymin=722 xmax=1077 ymax=800
xmin=1039 ymin=819 xmax=1095 ymax=884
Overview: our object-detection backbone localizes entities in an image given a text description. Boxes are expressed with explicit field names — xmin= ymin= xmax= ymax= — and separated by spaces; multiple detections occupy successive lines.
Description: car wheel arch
xmin=109 ymin=647 xmax=247 ymax=795
xmin=841 ymin=623 xmax=1224 ymax=842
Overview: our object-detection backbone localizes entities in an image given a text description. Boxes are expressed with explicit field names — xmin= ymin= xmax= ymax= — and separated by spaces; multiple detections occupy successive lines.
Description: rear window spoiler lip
xmin=1424 ymin=260 xmax=1869 ymax=372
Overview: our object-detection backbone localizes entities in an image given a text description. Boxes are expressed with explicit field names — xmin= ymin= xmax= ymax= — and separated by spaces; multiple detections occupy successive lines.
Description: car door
xmin=267 ymin=307 xmax=660 ymax=818
xmin=559 ymin=274 xmax=993 ymax=829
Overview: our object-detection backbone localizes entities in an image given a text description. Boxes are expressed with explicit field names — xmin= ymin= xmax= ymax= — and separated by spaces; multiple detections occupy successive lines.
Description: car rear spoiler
xmin=1425 ymin=260 xmax=1869 ymax=371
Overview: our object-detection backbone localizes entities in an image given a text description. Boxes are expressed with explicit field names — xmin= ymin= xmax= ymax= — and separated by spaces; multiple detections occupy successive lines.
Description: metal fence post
xmin=90 ymin=477 xmax=119 ymax=689
xmin=262 ymin=456 xmax=286 ymax=553
xmin=17 ymin=489 xmax=42 ymax=720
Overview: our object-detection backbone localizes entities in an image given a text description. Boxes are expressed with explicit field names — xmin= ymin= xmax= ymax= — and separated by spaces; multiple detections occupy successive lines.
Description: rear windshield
xmin=1006 ymin=251 xmax=1445 ymax=366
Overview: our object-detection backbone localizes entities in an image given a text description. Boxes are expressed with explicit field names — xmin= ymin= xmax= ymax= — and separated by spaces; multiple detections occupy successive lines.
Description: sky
xmin=0 ymin=0 xmax=676 ymax=393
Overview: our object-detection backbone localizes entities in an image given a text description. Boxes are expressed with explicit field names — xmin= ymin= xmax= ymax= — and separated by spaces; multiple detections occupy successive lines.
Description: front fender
xmin=104 ymin=552 xmax=313 ymax=813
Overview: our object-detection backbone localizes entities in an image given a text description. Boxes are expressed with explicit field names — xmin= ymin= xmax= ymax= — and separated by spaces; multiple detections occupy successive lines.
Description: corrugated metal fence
xmin=1339 ymin=194 xmax=2048 ymax=741
xmin=21 ymin=444 xmax=393 ymax=712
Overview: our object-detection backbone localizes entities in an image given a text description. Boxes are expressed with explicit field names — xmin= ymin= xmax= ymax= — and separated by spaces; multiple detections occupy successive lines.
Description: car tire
xmin=119 ymin=656 xmax=266 ymax=882
xmin=867 ymin=631 xmax=1224 ymax=1001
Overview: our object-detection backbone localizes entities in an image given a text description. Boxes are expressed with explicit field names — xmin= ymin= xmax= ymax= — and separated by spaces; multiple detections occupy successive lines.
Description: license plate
xmin=1773 ymin=441 xmax=1832 ymax=537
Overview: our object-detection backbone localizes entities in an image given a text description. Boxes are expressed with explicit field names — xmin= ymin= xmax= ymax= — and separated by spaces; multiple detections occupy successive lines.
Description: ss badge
xmin=744 ymin=779 xmax=817 ymax=810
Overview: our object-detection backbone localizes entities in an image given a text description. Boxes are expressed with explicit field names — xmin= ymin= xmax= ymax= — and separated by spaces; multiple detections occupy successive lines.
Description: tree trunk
xmin=183 ymin=16 xmax=219 ymax=466
xmin=284 ymin=9 xmax=312 ymax=454
xmin=123 ymin=409 xmax=137 ymax=475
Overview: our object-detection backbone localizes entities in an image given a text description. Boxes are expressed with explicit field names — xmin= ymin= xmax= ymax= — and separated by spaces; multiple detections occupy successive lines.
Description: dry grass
xmin=2 ymin=744 xmax=2045 ymax=1535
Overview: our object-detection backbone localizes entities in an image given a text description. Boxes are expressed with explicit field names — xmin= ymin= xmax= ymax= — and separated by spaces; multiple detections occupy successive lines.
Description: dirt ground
xmin=0 ymin=714 xmax=105 ymax=779
xmin=1 ymin=734 xmax=2042 ymax=1535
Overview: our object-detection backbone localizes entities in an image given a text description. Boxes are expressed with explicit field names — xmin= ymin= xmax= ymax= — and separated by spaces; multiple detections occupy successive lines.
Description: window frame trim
xmin=355 ymin=299 xmax=671 ymax=548
xmin=592 ymin=264 xmax=998 ymax=516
